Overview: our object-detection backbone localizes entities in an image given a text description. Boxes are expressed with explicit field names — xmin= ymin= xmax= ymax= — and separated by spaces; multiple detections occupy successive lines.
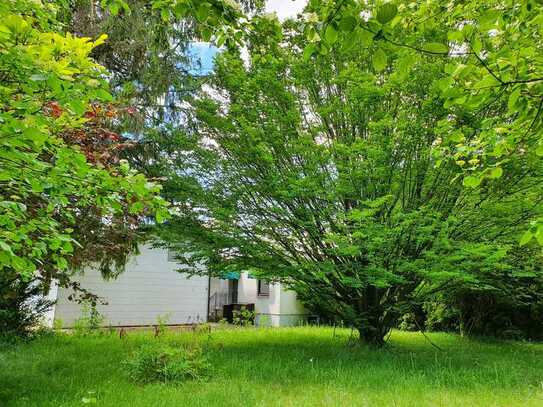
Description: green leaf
xmin=508 ymin=87 xmax=521 ymax=112
xmin=471 ymin=37 xmax=482 ymax=54
xmin=196 ymin=3 xmax=210 ymax=22
xmin=109 ymin=2 xmax=120 ymax=15
xmin=520 ymin=231 xmax=533 ymax=246
xmin=0 ymin=240 xmax=12 ymax=254
xmin=56 ymin=256 xmax=68 ymax=270
xmin=489 ymin=167 xmax=503 ymax=179
xmin=339 ymin=15 xmax=357 ymax=32
xmin=423 ymin=42 xmax=449 ymax=54
xmin=376 ymin=3 xmax=398 ymax=25
xmin=306 ymin=28 xmax=320 ymax=42
xmin=324 ymin=24 xmax=338 ymax=44
xmin=29 ymin=178 xmax=44 ymax=192
xmin=129 ymin=201 xmax=144 ymax=214
xmin=23 ymin=127 xmax=48 ymax=147
xmin=372 ymin=48 xmax=387 ymax=72
xmin=447 ymin=30 xmax=463 ymax=42
xmin=68 ymin=99 xmax=86 ymax=116
xmin=156 ymin=208 xmax=170 ymax=223
xmin=359 ymin=29 xmax=374 ymax=47
xmin=303 ymin=44 xmax=316 ymax=62
xmin=160 ymin=8 xmax=169 ymax=21
xmin=173 ymin=3 xmax=189 ymax=17
xmin=95 ymin=88 xmax=113 ymax=102
xmin=473 ymin=75 xmax=499 ymax=89
xmin=463 ymin=175 xmax=481 ymax=187
xmin=201 ymin=28 xmax=212 ymax=42
xmin=536 ymin=144 xmax=543 ymax=157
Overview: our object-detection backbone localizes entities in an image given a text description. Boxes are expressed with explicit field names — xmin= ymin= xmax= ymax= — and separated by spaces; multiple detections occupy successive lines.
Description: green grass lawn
xmin=1 ymin=326 xmax=542 ymax=406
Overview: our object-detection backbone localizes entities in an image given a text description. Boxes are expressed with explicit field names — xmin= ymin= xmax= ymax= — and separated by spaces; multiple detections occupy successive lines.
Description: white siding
xmin=42 ymin=281 xmax=58 ymax=327
xmin=237 ymin=272 xmax=258 ymax=303
xmin=255 ymin=282 xmax=308 ymax=327
xmin=54 ymin=246 xmax=208 ymax=327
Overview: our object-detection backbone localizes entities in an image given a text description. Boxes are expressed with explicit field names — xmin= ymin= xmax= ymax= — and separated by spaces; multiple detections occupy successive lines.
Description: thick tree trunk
xmin=355 ymin=286 xmax=392 ymax=347
xmin=357 ymin=326 xmax=387 ymax=347
xmin=357 ymin=312 xmax=390 ymax=347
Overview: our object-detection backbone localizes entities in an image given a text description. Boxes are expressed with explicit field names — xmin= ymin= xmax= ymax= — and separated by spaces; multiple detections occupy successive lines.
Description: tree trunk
xmin=357 ymin=312 xmax=390 ymax=347
xmin=355 ymin=287 xmax=392 ymax=347
xmin=358 ymin=326 xmax=387 ymax=347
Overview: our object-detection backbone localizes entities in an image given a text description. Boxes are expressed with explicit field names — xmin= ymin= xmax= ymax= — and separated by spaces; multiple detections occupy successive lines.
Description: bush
xmin=124 ymin=343 xmax=211 ymax=384
xmin=395 ymin=246 xmax=543 ymax=341
xmin=232 ymin=306 xmax=255 ymax=326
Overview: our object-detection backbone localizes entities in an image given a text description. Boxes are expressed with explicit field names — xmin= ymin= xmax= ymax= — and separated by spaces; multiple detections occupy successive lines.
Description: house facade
xmin=208 ymin=272 xmax=307 ymax=327
xmin=48 ymin=246 xmax=308 ymax=328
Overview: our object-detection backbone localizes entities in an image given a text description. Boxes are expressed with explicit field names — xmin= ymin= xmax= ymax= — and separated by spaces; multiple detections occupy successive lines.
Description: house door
xmin=228 ymin=279 xmax=238 ymax=304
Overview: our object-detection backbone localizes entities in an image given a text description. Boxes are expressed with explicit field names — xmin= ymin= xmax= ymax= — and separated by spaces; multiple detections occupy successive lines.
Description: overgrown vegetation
xmin=232 ymin=306 xmax=255 ymax=326
xmin=0 ymin=0 xmax=171 ymax=336
xmin=0 ymin=274 xmax=54 ymax=339
xmin=2 ymin=0 xmax=542 ymax=347
xmin=72 ymin=302 xmax=106 ymax=336
xmin=124 ymin=343 xmax=211 ymax=384
xmin=159 ymin=10 xmax=543 ymax=345
xmin=1 ymin=327 xmax=542 ymax=406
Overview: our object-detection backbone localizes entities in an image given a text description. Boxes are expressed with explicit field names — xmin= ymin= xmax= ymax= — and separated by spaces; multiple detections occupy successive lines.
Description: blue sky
xmin=187 ymin=42 xmax=218 ymax=75
xmin=187 ymin=1 xmax=307 ymax=75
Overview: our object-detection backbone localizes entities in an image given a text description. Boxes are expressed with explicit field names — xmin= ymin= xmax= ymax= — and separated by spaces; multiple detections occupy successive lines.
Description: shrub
xmin=232 ymin=306 xmax=255 ymax=326
xmin=423 ymin=300 xmax=459 ymax=333
xmin=124 ymin=344 xmax=211 ymax=384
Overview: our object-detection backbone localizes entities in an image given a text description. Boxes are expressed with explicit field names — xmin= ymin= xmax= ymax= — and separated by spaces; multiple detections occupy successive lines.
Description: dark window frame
xmin=257 ymin=280 xmax=270 ymax=297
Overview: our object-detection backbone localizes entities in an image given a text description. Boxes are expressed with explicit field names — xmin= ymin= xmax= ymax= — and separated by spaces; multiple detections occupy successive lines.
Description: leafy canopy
xmin=0 ymin=1 xmax=168 ymax=280
xmin=301 ymin=0 xmax=543 ymax=242
xmin=159 ymin=14 xmax=543 ymax=344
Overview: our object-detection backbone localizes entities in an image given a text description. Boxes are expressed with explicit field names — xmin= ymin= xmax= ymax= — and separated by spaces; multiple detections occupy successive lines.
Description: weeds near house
xmin=153 ymin=313 xmax=172 ymax=337
xmin=73 ymin=302 xmax=105 ymax=336
xmin=232 ymin=306 xmax=255 ymax=327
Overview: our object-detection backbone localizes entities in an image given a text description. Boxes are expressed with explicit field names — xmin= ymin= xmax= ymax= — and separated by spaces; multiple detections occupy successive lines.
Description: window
xmin=257 ymin=280 xmax=270 ymax=297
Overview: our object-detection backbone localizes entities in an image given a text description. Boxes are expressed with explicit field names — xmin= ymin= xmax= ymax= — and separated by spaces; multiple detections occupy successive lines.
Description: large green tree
xmin=158 ymin=16 xmax=543 ymax=345
xmin=0 ymin=0 xmax=255 ymax=336
xmin=303 ymin=0 xmax=543 ymax=241
xmin=0 ymin=0 xmax=170 ymax=334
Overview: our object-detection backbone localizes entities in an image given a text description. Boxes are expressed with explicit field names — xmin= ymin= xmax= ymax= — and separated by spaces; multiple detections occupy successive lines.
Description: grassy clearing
xmin=1 ymin=327 xmax=542 ymax=406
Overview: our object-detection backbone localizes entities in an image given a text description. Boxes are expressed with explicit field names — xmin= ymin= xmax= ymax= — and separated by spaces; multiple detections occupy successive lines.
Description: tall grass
xmin=1 ymin=326 xmax=542 ymax=406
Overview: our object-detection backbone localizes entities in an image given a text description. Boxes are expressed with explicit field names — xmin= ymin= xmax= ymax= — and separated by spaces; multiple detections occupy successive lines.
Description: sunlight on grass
xmin=1 ymin=327 xmax=542 ymax=406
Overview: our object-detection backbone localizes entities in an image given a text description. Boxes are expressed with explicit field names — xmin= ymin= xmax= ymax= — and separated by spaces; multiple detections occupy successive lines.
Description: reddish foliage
xmin=44 ymin=101 xmax=63 ymax=118
xmin=62 ymin=103 xmax=135 ymax=167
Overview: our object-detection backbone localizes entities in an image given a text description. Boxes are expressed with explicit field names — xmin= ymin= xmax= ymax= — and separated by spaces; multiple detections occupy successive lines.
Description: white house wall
xmin=255 ymin=283 xmax=281 ymax=326
xmin=53 ymin=246 xmax=209 ymax=327
xmin=278 ymin=289 xmax=308 ymax=326
xmin=237 ymin=272 xmax=258 ymax=303
xmin=42 ymin=280 xmax=58 ymax=327
xmin=255 ymin=282 xmax=308 ymax=327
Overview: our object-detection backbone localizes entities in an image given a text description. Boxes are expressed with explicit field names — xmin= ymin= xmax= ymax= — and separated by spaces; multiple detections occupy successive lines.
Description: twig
xmin=413 ymin=317 xmax=443 ymax=351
